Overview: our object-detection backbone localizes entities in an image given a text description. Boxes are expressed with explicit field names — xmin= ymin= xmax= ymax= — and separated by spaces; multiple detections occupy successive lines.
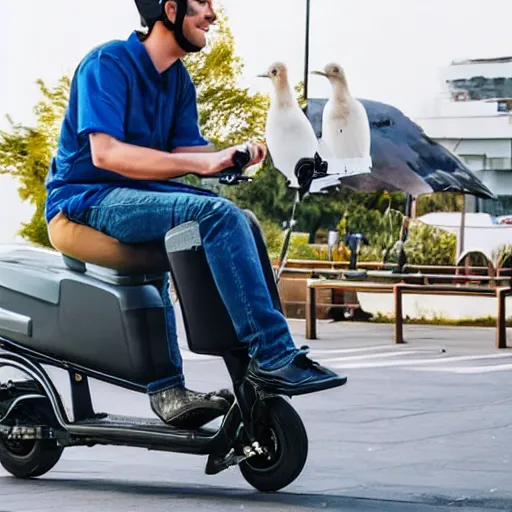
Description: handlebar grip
xmin=214 ymin=143 xmax=254 ymax=177
xmin=232 ymin=144 xmax=252 ymax=170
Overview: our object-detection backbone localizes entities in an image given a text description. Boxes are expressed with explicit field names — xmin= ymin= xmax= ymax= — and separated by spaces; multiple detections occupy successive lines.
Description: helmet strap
xmin=161 ymin=0 xmax=202 ymax=53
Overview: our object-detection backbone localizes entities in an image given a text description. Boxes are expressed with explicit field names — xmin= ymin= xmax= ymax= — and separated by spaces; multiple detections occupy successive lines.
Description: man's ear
xmin=164 ymin=0 xmax=177 ymax=24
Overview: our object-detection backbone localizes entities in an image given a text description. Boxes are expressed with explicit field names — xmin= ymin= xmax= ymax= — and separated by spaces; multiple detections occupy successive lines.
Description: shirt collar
xmin=126 ymin=31 xmax=178 ymax=82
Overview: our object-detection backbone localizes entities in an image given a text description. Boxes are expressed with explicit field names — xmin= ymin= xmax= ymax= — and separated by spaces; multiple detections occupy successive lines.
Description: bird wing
xmin=361 ymin=99 xmax=494 ymax=199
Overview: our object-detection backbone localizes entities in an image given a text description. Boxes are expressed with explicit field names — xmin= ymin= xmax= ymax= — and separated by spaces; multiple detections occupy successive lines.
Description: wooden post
xmin=496 ymin=288 xmax=507 ymax=349
xmin=394 ymin=284 xmax=404 ymax=344
xmin=306 ymin=283 xmax=317 ymax=340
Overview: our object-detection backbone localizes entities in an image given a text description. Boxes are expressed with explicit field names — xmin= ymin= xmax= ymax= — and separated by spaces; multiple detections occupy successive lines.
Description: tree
xmin=184 ymin=10 xmax=269 ymax=149
xmin=0 ymin=77 xmax=70 ymax=247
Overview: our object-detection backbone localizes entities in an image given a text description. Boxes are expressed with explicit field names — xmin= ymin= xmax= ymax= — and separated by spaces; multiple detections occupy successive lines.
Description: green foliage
xmin=416 ymin=192 xmax=464 ymax=217
xmin=402 ymin=220 xmax=457 ymax=266
xmin=259 ymin=219 xmax=284 ymax=258
xmin=0 ymin=76 xmax=70 ymax=247
xmin=184 ymin=9 xmax=269 ymax=149
xmin=288 ymin=233 xmax=317 ymax=260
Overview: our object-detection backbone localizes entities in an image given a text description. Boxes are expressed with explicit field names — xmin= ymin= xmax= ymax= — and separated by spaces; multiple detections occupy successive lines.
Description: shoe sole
xmin=246 ymin=376 xmax=348 ymax=397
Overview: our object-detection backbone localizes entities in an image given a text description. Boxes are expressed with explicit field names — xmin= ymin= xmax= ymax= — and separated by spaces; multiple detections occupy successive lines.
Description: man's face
xmin=181 ymin=0 xmax=217 ymax=50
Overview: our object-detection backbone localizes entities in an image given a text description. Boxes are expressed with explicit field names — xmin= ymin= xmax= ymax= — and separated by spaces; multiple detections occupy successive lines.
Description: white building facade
xmin=416 ymin=57 xmax=512 ymax=214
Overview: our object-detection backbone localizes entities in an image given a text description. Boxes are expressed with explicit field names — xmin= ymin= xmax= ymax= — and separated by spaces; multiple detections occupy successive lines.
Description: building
xmin=415 ymin=56 xmax=512 ymax=215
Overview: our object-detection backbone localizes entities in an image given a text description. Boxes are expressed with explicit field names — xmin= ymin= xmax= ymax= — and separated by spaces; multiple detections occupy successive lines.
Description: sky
xmin=1 ymin=0 xmax=512 ymax=242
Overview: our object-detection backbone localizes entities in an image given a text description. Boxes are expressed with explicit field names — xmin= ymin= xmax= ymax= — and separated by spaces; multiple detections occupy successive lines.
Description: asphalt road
xmin=2 ymin=319 xmax=512 ymax=511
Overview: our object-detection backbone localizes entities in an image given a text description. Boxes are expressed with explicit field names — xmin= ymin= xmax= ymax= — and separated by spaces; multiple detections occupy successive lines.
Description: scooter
xmin=0 ymin=147 xmax=330 ymax=492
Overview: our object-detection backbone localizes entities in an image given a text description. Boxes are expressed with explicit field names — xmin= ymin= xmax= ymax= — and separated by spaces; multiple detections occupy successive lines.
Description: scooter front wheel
xmin=0 ymin=438 xmax=63 ymax=479
xmin=239 ymin=396 xmax=308 ymax=492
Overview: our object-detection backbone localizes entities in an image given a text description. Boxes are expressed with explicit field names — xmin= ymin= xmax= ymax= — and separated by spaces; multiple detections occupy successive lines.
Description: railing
xmin=305 ymin=279 xmax=512 ymax=349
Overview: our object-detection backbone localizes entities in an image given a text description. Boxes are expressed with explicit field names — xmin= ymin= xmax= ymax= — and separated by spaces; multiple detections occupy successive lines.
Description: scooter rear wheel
xmin=239 ymin=396 xmax=308 ymax=492
xmin=0 ymin=438 xmax=63 ymax=478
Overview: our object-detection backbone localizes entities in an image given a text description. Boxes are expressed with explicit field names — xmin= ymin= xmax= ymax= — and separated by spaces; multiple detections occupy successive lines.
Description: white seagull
xmin=312 ymin=63 xmax=372 ymax=171
xmin=259 ymin=62 xmax=319 ymax=189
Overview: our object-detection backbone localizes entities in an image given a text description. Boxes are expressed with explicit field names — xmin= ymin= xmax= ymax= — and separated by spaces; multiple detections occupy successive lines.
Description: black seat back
xmin=165 ymin=222 xmax=242 ymax=356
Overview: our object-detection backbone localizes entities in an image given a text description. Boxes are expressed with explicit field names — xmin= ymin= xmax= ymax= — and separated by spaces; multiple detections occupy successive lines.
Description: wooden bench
xmin=305 ymin=279 xmax=512 ymax=349
xmin=305 ymin=280 xmax=395 ymax=339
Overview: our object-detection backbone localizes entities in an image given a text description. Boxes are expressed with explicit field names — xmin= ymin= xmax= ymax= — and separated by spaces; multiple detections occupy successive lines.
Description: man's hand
xmin=198 ymin=142 xmax=267 ymax=176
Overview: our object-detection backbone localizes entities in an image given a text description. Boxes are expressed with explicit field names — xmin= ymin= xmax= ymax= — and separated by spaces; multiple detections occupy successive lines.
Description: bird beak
xmin=311 ymin=70 xmax=327 ymax=77
xmin=257 ymin=73 xmax=270 ymax=78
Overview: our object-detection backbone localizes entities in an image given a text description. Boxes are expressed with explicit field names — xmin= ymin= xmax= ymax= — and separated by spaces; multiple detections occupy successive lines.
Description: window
xmin=446 ymin=77 xmax=512 ymax=101
xmin=487 ymin=158 xmax=512 ymax=171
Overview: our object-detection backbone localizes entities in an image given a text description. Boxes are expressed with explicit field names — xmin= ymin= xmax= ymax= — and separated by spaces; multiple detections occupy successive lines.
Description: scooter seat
xmin=48 ymin=212 xmax=169 ymax=285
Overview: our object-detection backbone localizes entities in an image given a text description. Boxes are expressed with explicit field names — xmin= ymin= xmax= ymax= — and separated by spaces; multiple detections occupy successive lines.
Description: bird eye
xmin=271 ymin=69 xmax=278 ymax=76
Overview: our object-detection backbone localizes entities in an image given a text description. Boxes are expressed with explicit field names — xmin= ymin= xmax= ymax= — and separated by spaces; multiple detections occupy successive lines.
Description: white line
xmin=411 ymin=363 xmax=512 ymax=374
xmin=330 ymin=353 xmax=512 ymax=369
xmin=317 ymin=351 xmax=423 ymax=363
xmin=310 ymin=346 xmax=402 ymax=356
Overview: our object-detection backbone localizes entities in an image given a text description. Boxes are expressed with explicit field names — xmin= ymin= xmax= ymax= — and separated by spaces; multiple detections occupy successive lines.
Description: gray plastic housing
xmin=0 ymin=245 xmax=173 ymax=385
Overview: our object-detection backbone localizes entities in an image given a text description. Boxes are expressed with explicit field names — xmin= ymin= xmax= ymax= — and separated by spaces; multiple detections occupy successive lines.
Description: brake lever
xmin=219 ymin=174 xmax=253 ymax=186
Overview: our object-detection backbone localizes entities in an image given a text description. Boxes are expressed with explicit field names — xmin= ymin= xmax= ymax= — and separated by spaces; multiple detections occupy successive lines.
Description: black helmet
xmin=134 ymin=0 xmax=202 ymax=53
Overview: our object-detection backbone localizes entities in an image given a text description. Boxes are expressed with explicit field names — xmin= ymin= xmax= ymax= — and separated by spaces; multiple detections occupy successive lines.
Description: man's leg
xmin=242 ymin=210 xmax=282 ymax=313
xmin=149 ymin=273 xmax=234 ymax=427
xmin=85 ymin=189 xmax=233 ymax=428
xmin=87 ymin=188 xmax=347 ymax=400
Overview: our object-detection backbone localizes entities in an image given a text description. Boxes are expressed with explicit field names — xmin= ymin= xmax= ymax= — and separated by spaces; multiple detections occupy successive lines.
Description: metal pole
xmin=303 ymin=0 xmax=311 ymax=103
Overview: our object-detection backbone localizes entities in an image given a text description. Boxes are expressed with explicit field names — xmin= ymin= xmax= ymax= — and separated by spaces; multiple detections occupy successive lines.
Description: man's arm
xmin=90 ymin=133 xmax=234 ymax=180
xmin=173 ymin=143 xmax=217 ymax=153
xmin=76 ymin=54 xmax=235 ymax=180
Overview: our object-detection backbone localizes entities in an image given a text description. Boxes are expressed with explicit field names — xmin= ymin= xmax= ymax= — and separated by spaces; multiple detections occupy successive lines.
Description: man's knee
xmin=206 ymin=197 xmax=248 ymax=225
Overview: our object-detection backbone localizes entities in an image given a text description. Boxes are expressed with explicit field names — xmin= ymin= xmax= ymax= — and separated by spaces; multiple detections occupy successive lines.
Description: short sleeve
xmin=76 ymin=51 xmax=128 ymax=141
xmin=168 ymin=69 xmax=209 ymax=150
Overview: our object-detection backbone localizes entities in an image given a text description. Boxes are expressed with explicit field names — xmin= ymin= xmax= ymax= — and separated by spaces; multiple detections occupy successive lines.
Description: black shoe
xmin=150 ymin=387 xmax=233 ymax=429
xmin=246 ymin=349 xmax=347 ymax=396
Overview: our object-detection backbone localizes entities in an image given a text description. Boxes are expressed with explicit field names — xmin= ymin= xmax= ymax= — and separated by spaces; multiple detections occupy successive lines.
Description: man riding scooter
xmin=44 ymin=0 xmax=347 ymax=429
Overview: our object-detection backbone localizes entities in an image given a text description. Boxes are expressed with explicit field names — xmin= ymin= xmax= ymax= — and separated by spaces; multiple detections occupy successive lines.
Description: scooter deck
xmin=71 ymin=413 xmax=218 ymax=436
xmin=59 ymin=413 xmax=223 ymax=454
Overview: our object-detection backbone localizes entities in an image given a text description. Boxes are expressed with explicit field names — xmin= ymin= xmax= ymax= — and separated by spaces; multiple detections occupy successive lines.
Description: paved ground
xmin=2 ymin=319 xmax=512 ymax=511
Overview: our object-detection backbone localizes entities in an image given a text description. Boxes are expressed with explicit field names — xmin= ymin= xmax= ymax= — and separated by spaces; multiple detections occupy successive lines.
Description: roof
xmin=451 ymin=56 xmax=512 ymax=65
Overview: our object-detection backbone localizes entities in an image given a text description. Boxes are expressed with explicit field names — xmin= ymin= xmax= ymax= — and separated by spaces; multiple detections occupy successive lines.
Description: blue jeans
xmin=85 ymin=187 xmax=300 ymax=393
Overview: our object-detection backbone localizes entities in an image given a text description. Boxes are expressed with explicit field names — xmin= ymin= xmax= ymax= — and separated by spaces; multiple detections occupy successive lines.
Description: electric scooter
xmin=0 ymin=147 xmax=330 ymax=492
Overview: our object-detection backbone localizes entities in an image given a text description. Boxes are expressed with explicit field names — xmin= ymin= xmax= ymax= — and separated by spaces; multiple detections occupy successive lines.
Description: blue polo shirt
xmin=45 ymin=31 xmax=214 ymax=223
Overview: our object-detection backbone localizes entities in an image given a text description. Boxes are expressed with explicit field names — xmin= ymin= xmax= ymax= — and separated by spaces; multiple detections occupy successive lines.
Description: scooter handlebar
xmin=212 ymin=143 xmax=254 ymax=185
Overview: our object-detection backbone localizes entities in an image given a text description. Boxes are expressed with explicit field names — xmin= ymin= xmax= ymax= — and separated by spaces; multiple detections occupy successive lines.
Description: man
xmin=45 ymin=0 xmax=347 ymax=429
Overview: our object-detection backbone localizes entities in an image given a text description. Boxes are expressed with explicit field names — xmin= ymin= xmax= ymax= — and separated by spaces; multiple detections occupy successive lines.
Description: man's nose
xmin=205 ymin=5 xmax=217 ymax=23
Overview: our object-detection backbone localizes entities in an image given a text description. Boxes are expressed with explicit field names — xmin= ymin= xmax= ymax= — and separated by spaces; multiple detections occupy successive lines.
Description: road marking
xmin=178 ymin=342 xmax=512 ymax=375
xmin=412 ymin=363 xmax=512 ymax=374
xmin=328 ymin=353 xmax=512 ymax=370
xmin=309 ymin=345 xmax=402 ymax=355
xmin=317 ymin=351 xmax=424 ymax=363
